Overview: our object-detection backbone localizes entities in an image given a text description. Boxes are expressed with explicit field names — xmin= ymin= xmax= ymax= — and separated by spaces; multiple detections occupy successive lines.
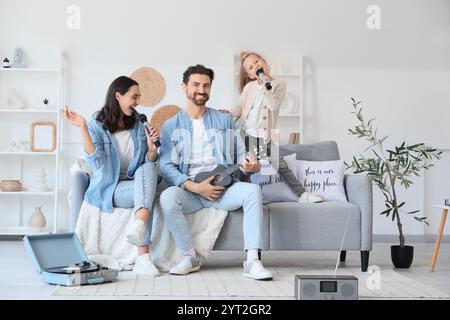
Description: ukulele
xmin=193 ymin=145 xmax=267 ymax=188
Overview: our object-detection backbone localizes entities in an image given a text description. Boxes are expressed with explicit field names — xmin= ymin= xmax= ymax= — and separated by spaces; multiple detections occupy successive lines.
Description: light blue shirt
xmin=83 ymin=116 xmax=153 ymax=212
xmin=159 ymin=108 xmax=248 ymax=187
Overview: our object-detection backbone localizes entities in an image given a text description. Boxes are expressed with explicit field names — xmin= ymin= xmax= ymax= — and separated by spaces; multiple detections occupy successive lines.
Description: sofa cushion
xmin=295 ymin=160 xmax=348 ymax=202
xmin=267 ymin=202 xmax=361 ymax=250
xmin=279 ymin=141 xmax=340 ymax=161
xmin=250 ymin=153 xmax=299 ymax=204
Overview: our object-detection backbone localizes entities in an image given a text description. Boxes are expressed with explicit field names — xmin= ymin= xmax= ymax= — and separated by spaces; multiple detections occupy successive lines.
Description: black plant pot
xmin=391 ymin=245 xmax=414 ymax=268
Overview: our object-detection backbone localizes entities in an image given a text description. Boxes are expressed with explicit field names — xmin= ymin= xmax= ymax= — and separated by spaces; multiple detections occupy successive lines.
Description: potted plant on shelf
xmin=346 ymin=98 xmax=442 ymax=268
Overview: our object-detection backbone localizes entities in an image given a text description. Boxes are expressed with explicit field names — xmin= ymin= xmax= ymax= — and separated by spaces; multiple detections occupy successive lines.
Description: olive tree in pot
xmin=346 ymin=98 xmax=442 ymax=268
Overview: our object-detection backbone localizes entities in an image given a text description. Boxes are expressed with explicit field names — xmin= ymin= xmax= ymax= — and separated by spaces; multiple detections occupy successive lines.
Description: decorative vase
xmin=27 ymin=206 xmax=46 ymax=230
xmin=391 ymin=245 xmax=414 ymax=268
xmin=10 ymin=47 xmax=25 ymax=68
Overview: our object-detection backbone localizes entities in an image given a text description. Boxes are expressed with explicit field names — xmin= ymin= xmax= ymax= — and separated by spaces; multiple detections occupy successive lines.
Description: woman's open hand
xmin=61 ymin=106 xmax=87 ymax=128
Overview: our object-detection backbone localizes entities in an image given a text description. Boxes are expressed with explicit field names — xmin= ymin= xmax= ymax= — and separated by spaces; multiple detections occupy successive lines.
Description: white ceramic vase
xmin=27 ymin=206 xmax=46 ymax=230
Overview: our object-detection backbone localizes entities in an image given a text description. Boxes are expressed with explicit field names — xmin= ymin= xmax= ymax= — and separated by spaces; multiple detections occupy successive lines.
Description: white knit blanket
xmin=75 ymin=188 xmax=228 ymax=272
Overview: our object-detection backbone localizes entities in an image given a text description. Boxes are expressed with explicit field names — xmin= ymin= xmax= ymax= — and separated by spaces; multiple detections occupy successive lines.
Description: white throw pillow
xmin=250 ymin=153 xmax=299 ymax=204
xmin=295 ymin=160 xmax=347 ymax=202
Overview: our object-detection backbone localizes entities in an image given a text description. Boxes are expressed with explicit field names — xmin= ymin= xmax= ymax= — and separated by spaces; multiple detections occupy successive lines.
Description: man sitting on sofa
xmin=159 ymin=64 xmax=273 ymax=281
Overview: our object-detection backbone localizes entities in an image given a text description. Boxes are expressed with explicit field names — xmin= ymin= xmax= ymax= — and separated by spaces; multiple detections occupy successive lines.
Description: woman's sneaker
xmin=243 ymin=260 xmax=273 ymax=281
xmin=169 ymin=255 xmax=201 ymax=275
xmin=298 ymin=192 xmax=323 ymax=203
xmin=133 ymin=254 xmax=160 ymax=276
xmin=126 ymin=220 xmax=146 ymax=246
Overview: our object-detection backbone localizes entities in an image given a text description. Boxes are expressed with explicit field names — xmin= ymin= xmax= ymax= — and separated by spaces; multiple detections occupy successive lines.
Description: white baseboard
xmin=374 ymin=234 xmax=450 ymax=243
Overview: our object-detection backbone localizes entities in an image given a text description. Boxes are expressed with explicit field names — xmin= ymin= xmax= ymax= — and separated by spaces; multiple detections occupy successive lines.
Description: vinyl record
xmin=46 ymin=262 xmax=100 ymax=274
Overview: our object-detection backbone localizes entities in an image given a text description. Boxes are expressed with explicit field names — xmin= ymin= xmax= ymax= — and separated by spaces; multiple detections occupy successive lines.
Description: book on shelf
xmin=289 ymin=132 xmax=300 ymax=144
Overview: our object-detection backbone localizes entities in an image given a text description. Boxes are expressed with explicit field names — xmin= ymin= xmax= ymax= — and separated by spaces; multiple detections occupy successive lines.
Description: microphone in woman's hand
xmin=137 ymin=113 xmax=161 ymax=148
xmin=256 ymin=68 xmax=272 ymax=90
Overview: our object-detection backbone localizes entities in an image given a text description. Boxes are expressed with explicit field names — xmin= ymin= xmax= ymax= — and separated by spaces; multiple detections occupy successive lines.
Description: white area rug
xmin=52 ymin=266 xmax=450 ymax=299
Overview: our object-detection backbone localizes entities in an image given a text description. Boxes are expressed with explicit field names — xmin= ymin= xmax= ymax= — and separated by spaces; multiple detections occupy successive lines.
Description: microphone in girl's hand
xmin=256 ymin=68 xmax=272 ymax=90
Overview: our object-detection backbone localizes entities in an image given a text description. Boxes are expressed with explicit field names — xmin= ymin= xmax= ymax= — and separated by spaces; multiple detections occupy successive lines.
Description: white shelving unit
xmin=0 ymin=109 xmax=58 ymax=113
xmin=233 ymin=55 xmax=304 ymax=144
xmin=0 ymin=68 xmax=60 ymax=73
xmin=0 ymin=53 xmax=64 ymax=236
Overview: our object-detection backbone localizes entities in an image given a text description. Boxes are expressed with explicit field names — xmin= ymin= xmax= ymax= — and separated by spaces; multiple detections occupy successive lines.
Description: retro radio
xmin=295 ymin=275 xmax=358 ymax=300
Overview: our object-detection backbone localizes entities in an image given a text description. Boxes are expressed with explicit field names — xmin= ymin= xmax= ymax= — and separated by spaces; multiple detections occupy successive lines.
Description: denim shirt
xmin=159 ymin=107 xmax=248 ymax=187
xmin=83 ymin=116 xmax=152 ymax=212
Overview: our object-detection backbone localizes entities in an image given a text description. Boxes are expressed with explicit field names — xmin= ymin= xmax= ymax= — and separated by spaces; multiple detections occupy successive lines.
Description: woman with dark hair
xmin=62 ymin=76 xmax=161 ymax=276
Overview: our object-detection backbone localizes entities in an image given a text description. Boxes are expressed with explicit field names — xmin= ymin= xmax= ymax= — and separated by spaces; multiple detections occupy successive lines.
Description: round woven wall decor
xmin=130 ymin=67 xmax=166 ymax=107
xmin=150 ymin=104 xmax=182 ymax=132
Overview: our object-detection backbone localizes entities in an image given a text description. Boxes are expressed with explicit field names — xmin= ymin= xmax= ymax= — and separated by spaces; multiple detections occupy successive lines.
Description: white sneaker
xmin=298 ymin=192 xmax=323 ymax=203
xmin=243 ymin=260 xmax=273 ymax=281
xmin=133 ymin=254 xmax=160 ymax=276
xmin=169 ymin=255 xmax=201 ymax=275
xmin=126 ymin=220 xmax=146 ymax=246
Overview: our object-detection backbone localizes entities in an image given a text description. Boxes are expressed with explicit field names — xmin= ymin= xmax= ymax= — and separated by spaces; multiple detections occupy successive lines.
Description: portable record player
xmin=24 ymin=233 xmax=119 ymax=286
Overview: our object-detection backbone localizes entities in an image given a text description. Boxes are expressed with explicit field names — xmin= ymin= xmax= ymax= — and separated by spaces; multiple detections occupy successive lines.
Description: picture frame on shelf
xmin=30 ymin=122 xmax=56 ymax=152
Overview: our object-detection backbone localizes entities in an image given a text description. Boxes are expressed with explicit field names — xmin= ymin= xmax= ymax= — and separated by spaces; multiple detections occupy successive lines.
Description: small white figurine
xmin=10 ymin=48 xmax=25 ymax=68
xmin=30 ymin=168 xmax=50 ymax=192
xmin=11 ymin=140 xmax=28 ymax=152
xmin=6 ymin=88 xmax=27 ymax=109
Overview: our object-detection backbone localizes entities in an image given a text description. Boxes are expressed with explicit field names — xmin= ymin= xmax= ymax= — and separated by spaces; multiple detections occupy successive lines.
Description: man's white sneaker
xmin=169 ymin=255 xmax=201 ymax=275
xmin=126 ymin=220 xmax=146 ymax=246
xmin=298 ymin=192 xmax=323 ymax=203
xmin=243 ymin=260 xmax=273 ymax=281
xmin=133 ymin=254 xmax=160 ymax=276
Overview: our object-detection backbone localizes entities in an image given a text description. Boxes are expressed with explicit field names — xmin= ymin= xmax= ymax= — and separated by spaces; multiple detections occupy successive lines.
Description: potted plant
xmin=346 ymin=98 xmax=442 ymax=268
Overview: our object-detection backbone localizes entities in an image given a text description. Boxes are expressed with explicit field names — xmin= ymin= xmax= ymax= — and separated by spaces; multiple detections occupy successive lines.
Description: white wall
xmin=0 ymin=0 xmax=449 ymax=235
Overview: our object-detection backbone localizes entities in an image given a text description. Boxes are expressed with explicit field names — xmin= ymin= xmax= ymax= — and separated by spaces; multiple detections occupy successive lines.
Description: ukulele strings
xmin=214 ymin=148 xmax=261 ymax=182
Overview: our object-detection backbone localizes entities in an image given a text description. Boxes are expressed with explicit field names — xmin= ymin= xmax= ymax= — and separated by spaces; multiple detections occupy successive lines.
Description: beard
xmin=188 ymin=92 xmax=209 ymax=106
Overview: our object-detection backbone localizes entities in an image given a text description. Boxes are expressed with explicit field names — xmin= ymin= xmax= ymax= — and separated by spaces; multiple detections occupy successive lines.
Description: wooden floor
xmin=2 ymin=240 xmax=450 ymax=299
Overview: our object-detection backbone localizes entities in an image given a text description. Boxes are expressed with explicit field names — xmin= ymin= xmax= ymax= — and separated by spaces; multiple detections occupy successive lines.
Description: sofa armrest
xmin=69 ymin=163 xmax=90 ymax=231
xmin=344 ymin=174 xmax=373 ymax=251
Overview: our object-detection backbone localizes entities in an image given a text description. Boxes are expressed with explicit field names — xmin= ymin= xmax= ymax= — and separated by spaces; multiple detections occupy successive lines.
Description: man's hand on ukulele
xmin=240 ymin=152 xmax=261 ymax=173
xmin=197 ymin=176 xmax=225 ymax=201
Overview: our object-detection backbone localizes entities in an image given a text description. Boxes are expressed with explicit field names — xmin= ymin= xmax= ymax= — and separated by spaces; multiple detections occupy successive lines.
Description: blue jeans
xmin=160 ymin=182 xmax=264 ymax=251
xmin=113 ymin=162 xmax=159 ymax=245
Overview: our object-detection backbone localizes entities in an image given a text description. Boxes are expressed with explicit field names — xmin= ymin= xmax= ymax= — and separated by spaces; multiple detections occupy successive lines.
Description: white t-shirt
xmin=243 ymin=83 xmax=265 ymax=138
xmin=113 ymin=130 xmax=134 ymax=180
xmin=187 ymin=117 xmax=217 ymax=180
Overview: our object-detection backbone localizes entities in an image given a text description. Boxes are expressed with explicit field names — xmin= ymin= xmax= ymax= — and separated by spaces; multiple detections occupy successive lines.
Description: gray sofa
xmin=70 ymin=141 xmax=373 ymax=272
